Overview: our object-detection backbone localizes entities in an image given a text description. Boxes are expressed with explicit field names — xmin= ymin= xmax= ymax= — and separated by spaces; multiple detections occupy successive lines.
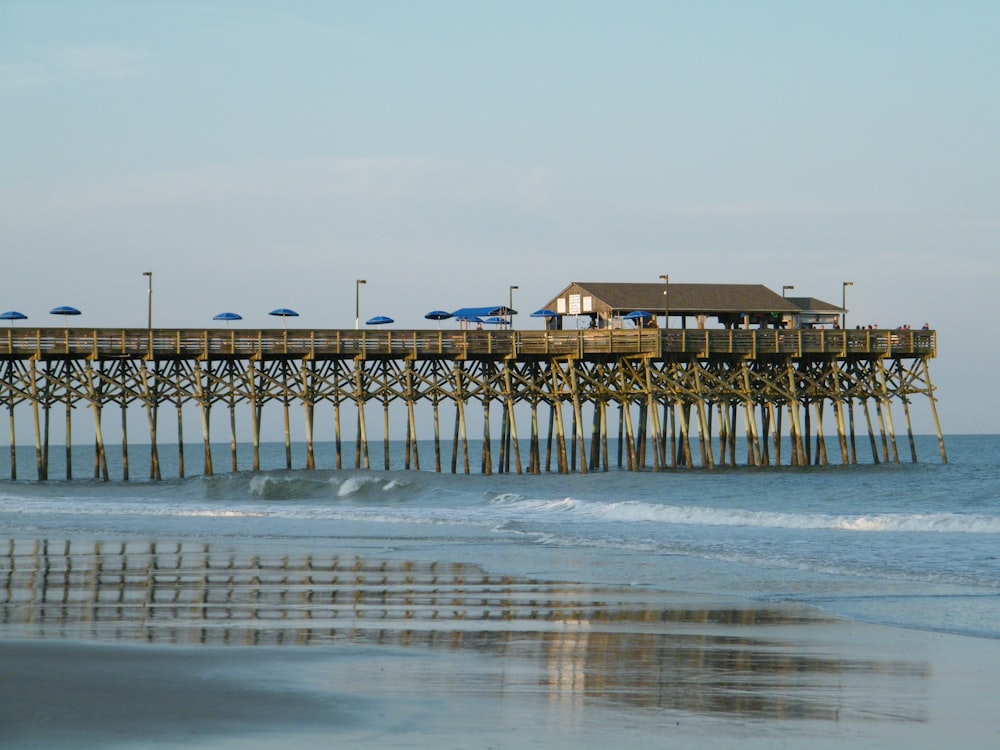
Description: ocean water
xmin=1 ymin=433 xmax=996 ymax=641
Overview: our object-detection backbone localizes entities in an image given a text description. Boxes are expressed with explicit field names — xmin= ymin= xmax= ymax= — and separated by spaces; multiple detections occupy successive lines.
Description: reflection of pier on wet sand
xmin=2 ymin=538 xmax=929 ymax=723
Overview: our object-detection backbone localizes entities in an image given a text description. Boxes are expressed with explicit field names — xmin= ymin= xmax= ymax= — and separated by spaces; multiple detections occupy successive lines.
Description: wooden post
xmin=740 ymin=365 xmax=759 ymax=466
xmin=84 ymin=361 xmax=108 ymax=480
xmin=354 ymin=361 xmax=370 ymax=470
xmin=248 ymin=359 xmax=259 ymax=472
xmin=814 ymin=401 xmax=828 ymax=466
xmin=64 ymin=400 xmax=72 ymax=480
xmin=901 ymin=392 xmax=917 ymax=463
xmin=847 ymin=398 xmax=858 ymax=464
xmin=644 ymin=364 xmax=663 ymax=471
xmin=896 ymin=361 xmax=918 ymax=463
xmin=303 ymin=363 xmax=315 ymax=471
xmin=283 ymin=363 xmax=293 ymax=471
xmin=431 ymin=395 xmax=441 ymax=473
xmin=503 ymin=365 xmax=521 ymax=475
xmin=625 ymin=398 xmax=639 ymax=470
xmin=693 ymin=366 xmax=713 ymax=469
xmin=729 ymin=400 xmax=741 ymax=467
xmin=481 ymin=395 xmax=492 ymax=475
xmin=1 ymin=360 xmax=14 ymax=479
xmin=570 ymin=365 xmax=587 ymax=475
xmin=458 ymin=397 xmax=470 ymax=475
xmin=498 ymin=400 xmax=507 ymax=474
xmin=407 ymin=362 xmax=420 ymax=472
xmin=382 ymin=394 xmax=391 ymax=471
xmin=831 ymin=366 xmax=849 ymax=465
xmin=874 ymin=396 xmax=889 ymax=463
xmin=771 ymin=402 xmax=781 ymax=467
xmin=119 ymin=398 xmax=129 ymax=481
xmin=409 ymin=398 xmax=420 ymax=472
xmin=660 ymin=399 xmax=671 ymax=468
xmin=335 ymin=393 xmax=343 ymax=471
xmin=634 ymin=401 xmax=647 ymax=469
xmin=42 ymin=370 xmax=51 ymax=480
xmin=616 ymin=403 xmax=624 ymax=469
xmin=878 ymin=361 xmax=900 ymax=464
xmin=600 ymin=401 xmax=609 ymax=472
xmin=786 ymin=364 xmax=805 ymax=466
xmin=452 ymin=363 xmax=470 ymax=474
xmin=862 ymin=398 xmax=880 ymax=463
xmin=451 ymin=401 xmax=460 ymax=474
xmin=176 ymin=401 xmax=185 ymax=478
xmin=679 ymin=403 xmax=694 ymax=469
xmin=922 ymin=358 xmax=948 ymax=463
xmin=30 ymin=360 xmax=43 ymax=480
xmin=529 ymin=399 xmax=540 ymax=474
xmin=590 ymin=401 xmax=602 ymax=471
xmin=141 ymin=361 xmax=161 ymax=480
xmin=717 ymin=402 xmax=728 ymax=467
xmin=803 ymin=399 xmax=812 ymax=466
xmin=759 ymin=402 xmax=771 ymax=466
xmin=194 ymin=361 xmax=213 ymax=476
xmin=6 ymin=393 xmax=15 ymax=481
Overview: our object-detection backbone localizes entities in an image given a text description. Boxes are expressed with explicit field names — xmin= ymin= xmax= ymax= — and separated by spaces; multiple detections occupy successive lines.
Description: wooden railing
xmin=0 ymin=327 xmax=936 ymax=360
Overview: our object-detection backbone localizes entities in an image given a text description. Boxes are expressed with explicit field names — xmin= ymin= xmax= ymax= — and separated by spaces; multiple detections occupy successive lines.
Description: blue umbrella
xmin=50 ymin=305 xmax=81 ymax=328
xmin=268 ymin=308 xmax=299 ymax=329
xmin=455 ymin=314 xmax=484 ymax=329
xmin=213 ymin=311 xmax=242 ymax=328
xmin=0 ymin=310 xmax=27 ymax=327
xmin=424 ymin=310 xmax=452 ymax=329
xmin=530 ymin=309 xmax=558 ymax=318
xmin=484 ymin=316 xmax=507 ymax=326
xmin=365 ymin=315 xmax=394 ymax=328
xmin=623 ymin=310 xmax=653 ymax=328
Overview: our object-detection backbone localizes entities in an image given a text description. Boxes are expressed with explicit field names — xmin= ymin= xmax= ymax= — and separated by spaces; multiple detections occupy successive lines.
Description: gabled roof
xmin=785 ymin=296 xmax=845 ymax=313
xmin=546 ymin=282 xmax=801 ymax=316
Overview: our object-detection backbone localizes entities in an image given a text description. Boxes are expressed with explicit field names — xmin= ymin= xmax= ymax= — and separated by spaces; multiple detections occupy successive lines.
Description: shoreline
xmin=3 ymin=537 xmax=1000 ymax=748
xmin=3 ymin=608 xmax=1000 ymax=749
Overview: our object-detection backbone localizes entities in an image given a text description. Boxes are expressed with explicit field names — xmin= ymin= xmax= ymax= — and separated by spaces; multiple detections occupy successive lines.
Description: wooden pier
xmin=0 ymin=326 xmax=945 ymax=480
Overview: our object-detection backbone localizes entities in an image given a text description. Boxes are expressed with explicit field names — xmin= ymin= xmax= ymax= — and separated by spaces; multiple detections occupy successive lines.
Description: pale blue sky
xmin=1 ymin=1 xmax=998 ymax=433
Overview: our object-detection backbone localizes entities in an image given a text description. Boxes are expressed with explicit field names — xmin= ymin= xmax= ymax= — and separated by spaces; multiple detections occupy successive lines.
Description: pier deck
xmin=1 ymin=327 xmax=936 ymax=361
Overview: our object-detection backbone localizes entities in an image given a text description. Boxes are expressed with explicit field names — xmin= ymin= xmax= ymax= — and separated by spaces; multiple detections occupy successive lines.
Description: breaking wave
xmin=488 ymin=494 xmax=1000 ymax=534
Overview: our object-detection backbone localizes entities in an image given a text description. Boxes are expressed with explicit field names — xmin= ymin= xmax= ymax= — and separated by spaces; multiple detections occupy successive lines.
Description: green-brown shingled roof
xmin=547 ymin=282 xmax=803 ymax=316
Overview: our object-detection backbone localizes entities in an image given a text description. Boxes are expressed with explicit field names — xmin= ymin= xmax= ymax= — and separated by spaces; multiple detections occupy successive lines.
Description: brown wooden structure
xmin=0 ymin=326 xmax=945 ymax=480
xmin=543 ymin=281 xmax=823 ymax=329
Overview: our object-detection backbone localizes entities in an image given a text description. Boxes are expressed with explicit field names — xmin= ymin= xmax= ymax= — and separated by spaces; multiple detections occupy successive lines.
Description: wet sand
xmin=2 ymin=538 xmax=999 ymax=748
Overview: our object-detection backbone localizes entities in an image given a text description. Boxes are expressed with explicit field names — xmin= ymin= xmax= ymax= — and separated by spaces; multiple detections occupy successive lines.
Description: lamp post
xmin=508 ymin=285 xmax=518 ymax=329
xmin=659 ymin=274 xmax=669 ymax=328
xmin=842 ymin=281 xmax=853 ymax=329
xmin=355 ymin=279 xmax=366 ymax=330
xmin=143 ymin=271 xmax=153 ymax=328
xmin=782 ymin=285 xmax=794 ymax=298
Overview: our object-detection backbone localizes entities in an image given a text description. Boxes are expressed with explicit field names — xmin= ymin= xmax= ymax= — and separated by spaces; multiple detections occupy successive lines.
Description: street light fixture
xmin=659 ymin=275 xmax=669 ymax=328
xmin=355 ymin=279 xmax=366 ymax=330
xmin=143 ymin=271 xmax=152 ymax=329
xmin=782 ymin=285 xmax=794 ymax=298
xmin=842 ymin=281 xmax=854 ymax=329
xmin=508 ymin=285 xmax=518 ymax=329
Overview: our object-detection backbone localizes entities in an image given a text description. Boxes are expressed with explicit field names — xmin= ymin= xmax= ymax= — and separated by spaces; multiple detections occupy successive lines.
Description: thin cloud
xmin=0 ymin=46 xmax=149 ymax=91
xmin=0 ymin=157 xmax=556 ymax=220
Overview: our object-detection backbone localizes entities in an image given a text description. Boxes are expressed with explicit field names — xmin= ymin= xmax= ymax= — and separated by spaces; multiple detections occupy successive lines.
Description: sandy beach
xmin=2 ymin=538 xmax=999 ymax=749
